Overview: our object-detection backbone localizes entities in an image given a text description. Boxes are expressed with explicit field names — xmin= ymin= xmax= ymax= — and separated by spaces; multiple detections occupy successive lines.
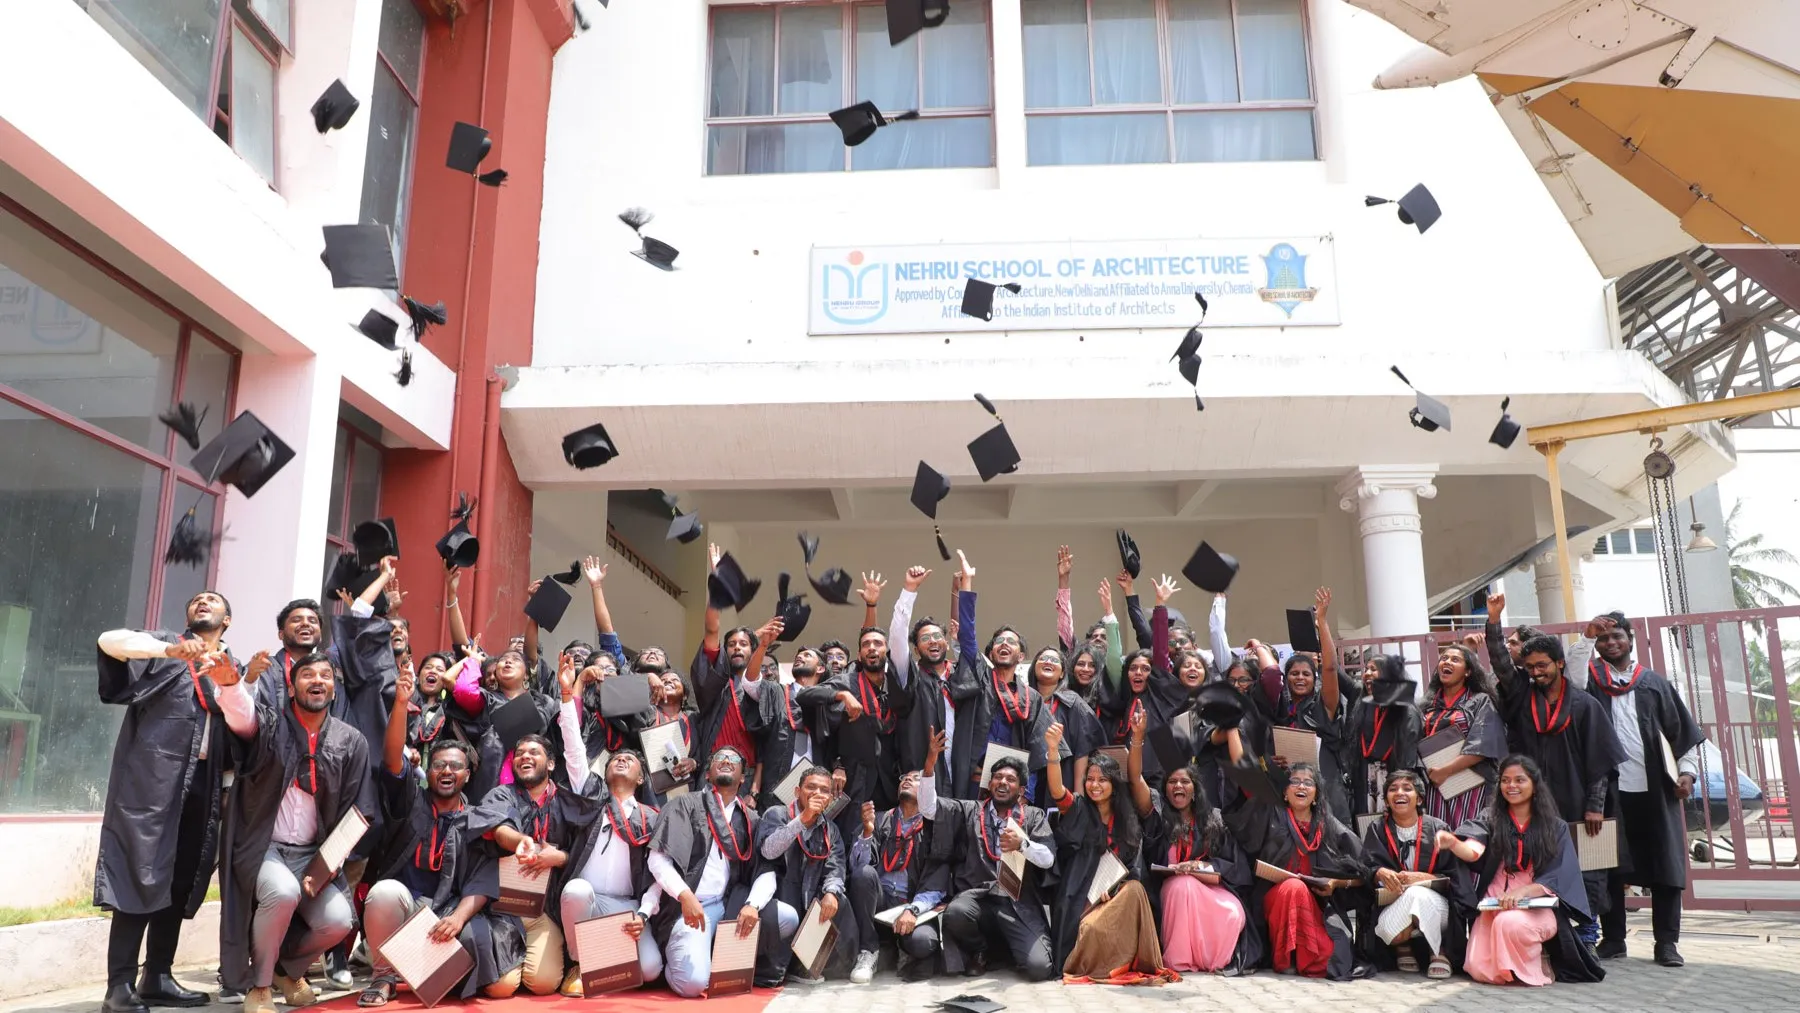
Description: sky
xmin=1716 ymin=436 xmax=1800 ymax=611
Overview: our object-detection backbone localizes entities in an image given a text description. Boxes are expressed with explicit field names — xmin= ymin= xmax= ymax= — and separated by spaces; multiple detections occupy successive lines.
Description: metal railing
xmin=605 ymin=524 xmax=684 ymax=601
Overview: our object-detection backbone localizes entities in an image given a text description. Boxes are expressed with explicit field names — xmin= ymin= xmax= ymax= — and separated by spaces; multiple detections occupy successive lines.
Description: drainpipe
xmin=471 ymin=372 xmax=505 ymax=639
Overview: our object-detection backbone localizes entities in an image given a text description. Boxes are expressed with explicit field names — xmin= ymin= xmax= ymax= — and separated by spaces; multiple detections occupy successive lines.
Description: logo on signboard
xmin=820 ymin=251 xmax=888 ymax=326
xmin=1256 ymin=243 xmax=1319 ymax=318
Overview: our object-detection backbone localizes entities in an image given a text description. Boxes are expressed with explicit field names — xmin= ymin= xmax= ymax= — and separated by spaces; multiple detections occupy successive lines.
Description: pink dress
xmin=1465 ymin=867 xmax=1558 ymax=986
xmin=1157 ymin=845 xmax=1247 ymax=973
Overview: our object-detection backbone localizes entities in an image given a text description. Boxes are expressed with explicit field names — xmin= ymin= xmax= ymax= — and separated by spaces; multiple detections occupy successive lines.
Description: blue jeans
xmin=664 ymin=898 xmax=799 ymax=997
xmin=560 ymin=880 xmax=664 ymax=984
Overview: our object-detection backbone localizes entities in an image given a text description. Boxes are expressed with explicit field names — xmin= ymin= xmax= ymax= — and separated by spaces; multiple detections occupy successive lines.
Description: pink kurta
xmin=1465 ymin=867 xmax=1558 ymax=986
xmin=1158 ymin=845 xmax=1246 ymax=972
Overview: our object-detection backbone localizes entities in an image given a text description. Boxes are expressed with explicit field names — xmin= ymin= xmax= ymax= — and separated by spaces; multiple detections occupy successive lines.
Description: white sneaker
xmin=850 ymin=950 xmax=878 ymax=984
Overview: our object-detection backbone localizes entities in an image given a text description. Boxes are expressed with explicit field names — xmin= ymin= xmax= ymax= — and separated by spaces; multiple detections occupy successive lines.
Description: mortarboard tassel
xmin=476 ymin=168 xmax=508 ymax=187
xmin=158 ymin=401 xmax=209 ymax=451
xmin=1195 ymin=392 xmax=1206 ymax=412
xmin=165 ymin=508 xmax=209 ymax=567
xmin=402 ymin=296 xmax=448 ymax=337
xmin=1390 ymin=365 xmax=1414 ymax=388
xmin=935 ymin=527 xmax=952 ymax=562
xmin=1194 ymin=290 xmax=1209 ymax=320
xmin=974 ymin=393 xmax=1001 ymax=419
xmin=619 ymin=207 xmax=654 ymax=233
xmin=572 ymin=0 xmax=591 ymax=31
xmin=452 ymin=491 xmax=477 ymax=521
xmin=551 ymin=561 xmax=582 ymax=585
xmin=798 ymin=531 xmax=820 ymax=566
xmin=394 ymin=349 xmax=414 ymax=387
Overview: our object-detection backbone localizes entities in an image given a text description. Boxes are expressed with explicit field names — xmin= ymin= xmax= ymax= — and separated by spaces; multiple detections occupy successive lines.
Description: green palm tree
xmin=1725 ymin=500 xmax=1800 ymax=629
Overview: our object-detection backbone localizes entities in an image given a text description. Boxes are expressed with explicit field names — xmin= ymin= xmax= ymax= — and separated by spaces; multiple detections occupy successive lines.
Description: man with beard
xmin=359 ymin=663 xmax=502 ymax=1005
xmin=756 ymin=766 xmax=857 ymax=984
xmin=219 ymin=652 xmax=371 ymax=1013
xmin=741 ymin=628 xmax=835 ymax=811
xmin=848 ymin=738 xmax=951 ymax=984
xmin=1568 ymin=614 xmax=1706 ymax=967
xmin=689 ymin=546 xmax=762 ymax=789
xmin=816 ymin=624 xmax=910 ymax=841
xmin=917 ymin=750 xmax=1055 ymax=980
xmin=249 ymin=600 xmax=322 ymax=711
xmin=948 ymin=552 xmax=1056 ymax=801
xmin=646 ymin=748 xmax=778 ymax=997
xmin=470 ymin=729 xmax=602 ymax=997
xmin=95 ymin=591 xmax=260 ymax=1013
xmin=886 ymin=566 xmax=959 ymax=797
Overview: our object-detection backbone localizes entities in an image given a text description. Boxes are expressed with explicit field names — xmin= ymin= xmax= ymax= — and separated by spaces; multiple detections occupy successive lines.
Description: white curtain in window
xmin=1022 ymin=0 xmax=1091 ymax=108
xmin=854 ymin=117 xmax=994 ymax=170
xmin=923 ymin=3 xmax=992 ymax=109
xmin=1091 ymin=0 xmax=1160 ymax=104
xmin=1028 ymin=113 xmax=1169 ymax=165
xmin=856 ymin=5 xmax=917 ymax=111
xmin=709 ymin=123 xmax=843 ymax=175
xmin=710 ymin=9 xmax=774 ymax=117
xmin=1237 ymin=0 xmax=1309 ymax=101
xmin=1167 ymin=0 xmax=1237 ymax=103
xmin=777 ymin=6 xmax=843 ymax=112
xmin=1174 ymin=108 xmax=1313 ymax=161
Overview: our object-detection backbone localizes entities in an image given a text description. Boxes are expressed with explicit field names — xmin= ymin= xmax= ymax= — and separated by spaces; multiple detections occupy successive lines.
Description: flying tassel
xmin=798 ymin=531 xmax=820 ymax=566
xmin=1194 ymin=290 xmax=1209 ymax=320
xmin=974 ymin=393 xmax=1001 ymax=419
xmin=619 ymin=207 xmax=654 ymax=233
xmin=452 ymin=491 xmax=477 ymax=521
xmin=551 ymin=561 xmax=582 ymax=585
xmin=157 ymin=401 xmax=208 ymax=451
xmin=394 ymin=349 xmax=414 ymax=387
xmin=402 ymin=296 xmax=448 ymax=337
xmin=935 ymin=527 xmax=951 ymax=562
xmin=164 ymin=508 xmax=210 ymax=567
xmin=1390 ymin=365 xmax=1414 ymax=388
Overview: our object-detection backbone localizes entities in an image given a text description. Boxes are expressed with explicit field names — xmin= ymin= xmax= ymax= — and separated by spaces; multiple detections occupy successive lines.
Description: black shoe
xmin=136 ymin=974 xmax=208 ymax=1008
xmin=102 ymin=984 xmax=149 ymax=1013
xmin=322 ymin=950 xmax=355 ymax=991
xmin=962 ymin=952 xmax=987 ymax=977
xmin=1654 ymin=943 xmax=1685 ymax=967
xmin=1596 ymin=938 xmax=1628 ymax=959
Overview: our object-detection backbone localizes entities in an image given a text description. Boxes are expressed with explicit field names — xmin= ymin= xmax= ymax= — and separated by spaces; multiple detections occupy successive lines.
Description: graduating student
xmin=645 ymin=747 xmax=779 ymax=997
xmin=1027 ymin=644 xmax=1105 ymax=812
xmin=95 ymin=592 xmax=259 ymax=1013
xmin=1262 ymin=589 xmax=1349 ymax=821
xmin=755 ymin=765 xmax=859 ymax=983
xmin=1357 ymin=769 xmax=1472 ymax=979
xmin=360 ymin=663 xmax=503 ymax=1006
xmin=813 ymin=623 xmax=909 ymax=835
xmin=948 ymin=551 xmax=1058 ymax=801
xmin=218 ymin=651 xmax=371 ymax=1013
xmin=687 ymin=545 xmax=763 ymax=785
xmin=447 ymin=645 xmax=557 ymax=803
xmin=1568 ymin=613 xmax=1706 ymax=967
xmin=1458 ymin=755 xmax=1604 ymax=986
xmin=406 ymin=651 xmax=464 ymax=757
xmin=1043 ymin=713 xmax=1173 ymax=984
xmin=886 ymin=566 xmax=960 ymax=797
xmin=1143 ymin=764 xmax=1255 ymax=974
xmin=848 ymin=755 xmax=951 ymax=983
xmin=251 ymin=599 xmax=324 ymax=710
xmin=917 ymin=750 xmax=1056 ymax=981
xmin=1194 ymin=662 xmax=1274 ymax=812
xmin=1095 ymin=577 xmax=1191 ymax=788
xmin=1346 ymin=656 xmax=1421 ymax=819
xmin=1418 ymin=640 xmax=1507 ymax=828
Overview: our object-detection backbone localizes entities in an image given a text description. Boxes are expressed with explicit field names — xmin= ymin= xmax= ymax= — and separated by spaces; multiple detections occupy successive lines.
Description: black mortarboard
xmin=310 ymin=79 xmax=360 ymax=133
xmin=1391 ymin=366 xmax=1451 ymax=433
xmin=1116 ymin=529 xmax=1141 ymax=579
xmin=324 ymin=551 xmax=361 ymax=601
xmin=968 ymin=424 xmax=1019 ymax=482
xmin=959 ymin=278 xmax=1020 ymax=321
xmin=436 ymin=518 xmax=479 ymax=568
xmin=562 ymin=422 xmax=618 ymax=469
xmin=320 ymin=224 xmax=399 ymax=290
xmin=190 ymin=410 xmax=295 ymax=497
xmin=524 ymin=577 xmax=573 ymax=631
xmin=1172 ymin=326 xmax=1202 ymax=363
xmin=828 ymin=101 xmax=919 ymax=147
xmin=1490 ymin=396 xmax=1521 ymax=449
xmin=932 ymin=998 xmax=1003 ymax=1013
xmin=775 ymin=573 xmax=812 ymax=642
xmin=1223 ymin=753 xmax=1282 ymax=807
xmin=345 ymin=567 xmax=392 ymax=616
xmin=1366 ymin=184 xmax=1440 ymax=233
xmin=490 ymin=693 xmax=547 ymax=753
xmin=550 ymin=561 xmax=582 ymax=586
xmin=887 ymin=0 xmax=951 ymax=46
xmin=1182 ymin=541 xmax=1238 ymax=595
xmin=810 ymin=567 xmax=853 ymax=606
xmin=447 ymin=121 xmax=507 ymax=185
xmin=1285 ymin=608 xmax=1322 ymax=654
xmin=708 ymin=552 xmax=762 ymax=612
xmin=599 ymin=671 xmax=653 ymax=716
xmin=619 ymin=207 xmax=677 ymax=270
xmin=352 ymin=518 xmax=399 ymax=567
xmin=911 ymin=461 xmax=953 ymax=562
xmin=355 ymin=309 xmax=399 ymax=349
xmin=164 ymin=507 xmax=210 ymax=568
xmin=667 ymin=512 xmax=703 ymax=544
xmin=1196 ymin=682 xmax=1246 ymax=728
xmin=158 ymin=401 xmax=207 ymax=452
xmin=1370 ymin=675 xmax=1416 ymax=708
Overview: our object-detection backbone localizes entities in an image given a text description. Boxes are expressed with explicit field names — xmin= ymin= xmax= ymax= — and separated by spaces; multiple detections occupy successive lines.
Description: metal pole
xmin=1541 ymin=440 xmax=1579 ymax=624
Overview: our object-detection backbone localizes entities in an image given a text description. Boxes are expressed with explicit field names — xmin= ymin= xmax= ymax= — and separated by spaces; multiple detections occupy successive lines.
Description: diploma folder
xmin=995 ymin=817 xmax=1028 ymax=900
xmin=790 ymin=898 xmax=839 ymax=979
xmin=1417 ymin=729 xmax=1486 ymax=799
xmin=494 ymin=855 xmax=549 ymax=918
xmin=377 ymin=905 xmax=475 ymax=1007
xmin=1570 ymin=818 xmax=1620 ymax=871
xmin=1087 ymin=850 xmax=1130 ymax=905
xmin=874 ymin=905 xmax=941 ymax=927
xmin=304 ymin=806 xmax=370 ymax=897
xmin=1270 ymin=726 xmax=1320 ymax=766
xmin=708 ymin=920 xmax=758 ymax=996
xmin=575 ymin=911 xmax=643 ymax=995
xmin=1254 ymin=859 xmax=1328 ymax=891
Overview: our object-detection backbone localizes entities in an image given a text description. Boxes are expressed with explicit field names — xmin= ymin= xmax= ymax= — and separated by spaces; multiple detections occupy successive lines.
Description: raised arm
xmin=954 ymin=551 xmax=979 ymax=663
xmin=1099 ymin=579 xmax=1123 ymax=688
xmin=1209 ymin=594 xmax=1232 ymax=677
xmin=385 ymin=658 xmax=415 ymax=776
xmin=1127 ymin=706 xmax=1153 ymax=814
xmin=556 ymin=655 xmax=589 ymax=783
xmin=523 ymin=577 xmax=543 ymax=671
xmin=446 ymin=567 xmax=471 ymax=655
xmin=1121 ymin=571 xmax=1152 ymax=650
xmin=1316 ymin=588 xmax=1340 ymax=716
xmin=746 ymin=618 xmax=781 ymax=690
xmin=1042 ymin=722 xmax=1067 ymax=801
xmin=1481 ymin=591 xmax=1514 ymax=682
xmin=1056 ymin=546 xmax=1074 ymax=653
xmin=890 ymin=566 xmax=928 ymax=686
xmin=1152 ymin=575 xmax=1177 ymax=672
xmin=858 ymin=571 xmax=885 ymax=632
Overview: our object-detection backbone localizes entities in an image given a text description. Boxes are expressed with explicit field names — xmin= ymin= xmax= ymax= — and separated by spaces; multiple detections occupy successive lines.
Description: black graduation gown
xmin=368 ymin=767 xmax=503 ymax=997
xmin=1141 ymin=799 xmax=1261 ymax=972
xmin=1224 ymin=793 xmax=1367 ymax=980
xmin=467 ymin=778 xmax=603 ymax=970
xmin=810 ymin=667 xmax=911 ymax=812
xmin=92 ymin=632 xmax=242 ymax=916
xmin=1417 ymin=690 xmax=1508 ymax=811
xmin=854 ymin=807 xmax=951 ymax=907
xmin=646 ymin=790 xmax=763 ymax=950
xmin=924 ymin=796 xmax=1054 ymax=973
xmin=220 ymin=707 xmax=373 ymax=991
xmin=754 ymin=803 xmax=858 ymax=980
xmin=1096 ymin=667 xmax=1194 ymax=784
xmin=1457 ymin=817 xmax=1604 ymax=983
xmin=742 ymin=681 xmax=824 ymax=809
xmin=560 ymin=788 xmax=660 ymax=903
xmin=1345 ymin=699 xmax=1421 ymax=817
xmin=1194 ymin=700 xmax=1274 ymax=812
xmin=1046 ymin=794 xmax=1144 ymax=973
xmin=947 ymin=655 xmax=1056 ymax=800
xmin=892 ymin=663 xmax=954 ymax=795
xmin=1494 ymin=671 xmax=1622 ymax=823
xmin=1034 ymin=689 xmax=1105 ymax=811
xmin=1584 ymin=663 xmax=1706 ymax=888
xmin=1271 ymin=690 xmax=1351 ymax=821
xmin=689 ymin=644 xmax=749 ymax=771
xmin=1354 ymin=813 xmax=1474 ymax=971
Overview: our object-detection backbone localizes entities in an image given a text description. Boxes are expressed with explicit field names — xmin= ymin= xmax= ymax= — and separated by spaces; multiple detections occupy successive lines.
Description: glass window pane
xmin=1091 ymin=0 xmax=1160 ymax=104
xmin=247 ymin=0 xmax=290 ymax=47
xmin=80 ymin=0 xmax=226 ymax=120
xmin=177 ymin=335 xmax=235 ymax=453
xmin=1023 ymin=0 xmax=1092 ymax=109
xmin=853 ymin=116 xmax=993 ymax=170
xmin=1635 ymin=528 xmax=1656 ymax=554
xmin=710 ymin=9 xmax=776 ymax=117
xmin=1174 ymin=109 xmax=1314 ymax=161
xmin=230 ymin=28 xmax=278 ymax=184
xmin=159 ymin=488 xmax=218 ymax=631
xmin=923 ymin=3 xmax=991 ymax=109
xmin=1237 ymin=0 xmax=1310 ymax=101
xmin=0 ymin=209 xmax=180 ymax=452
xmin=1168 ymin=0 xmax=1238 ymax=103
xmin=358 ymin=66 xmax=417 ymax=282
xmin=1027 ymin=113 xmax=1169 ymax=165
xmin=707 ymin=123 xmax=843 ymax=175
xmin=0 ymin=409 xmax=163 ymax=811
xmin=347 ymin=435 xmax=383 ymax=527
xmin=327 ymin=425 xmax=349 ymax=538
xmin=855 ymin=5 xmax=917 ymax=113
xmin=777 ymin=6 xmax=843 ymax=114
xmin=377 ymin=0 xmax=425 ymax=92
xmin=1611 ymin=531 xmax=1632 ymax=554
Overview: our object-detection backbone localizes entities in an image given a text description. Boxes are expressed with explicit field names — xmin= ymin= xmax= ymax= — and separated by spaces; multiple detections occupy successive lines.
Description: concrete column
xmin=1531 ymin=548 xmax=1586 ymax=625
xmin=1337 ymin=465 xmax=1438 ymax=637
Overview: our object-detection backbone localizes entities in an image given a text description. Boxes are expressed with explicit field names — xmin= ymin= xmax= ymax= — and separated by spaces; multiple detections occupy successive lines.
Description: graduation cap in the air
xmin=550 ymin=561 xmax=583 ymax=586
xmin=1285 ymin=607 xmax=1322 ymax=654
xmin=911 ymin=461 xmax=953 ymax=561
xmin=1182 ymin=541 xmax=1238 ymax=595
xmin=446 ymin=121 xmax=508 ymax=186
xmin=967 ymin=394 xmax=1020 ymax=482
xmin=1196 ymin=682 xmax=1247 ymax=729
xmin=708 ymin=551 xmax=762 ymax=612
xmin=490 ymin=692 xmax=547 ymax=752
xmin=436 ymin=519 xmax=479 ymax=568
xmin=1391 ymin=366 xmax=1451 ymax=433
xmin=164 ymin=506 xmax=213 ymax=568
xmin=352 ymin=518 xmax=399 ymax=568
xmin=525 ymin=576 xmax=573 ymax=631
xmin=394 ymin=349 xmax=413 ymax=387
xmin=320 ymin=224 xmax=399 ymax=291
xmin=310 ymin=79 xmax=360 ymax=133
xmin=1116 ymin=529 xmax=1141 ymax=579
xmin=355 ymin=310 xmax=400 ymax=350
xmin=775 ymin=573 xmax=812 ymax=642
xmin=810 ymin=567 xmax=853 ymax=606
xmin=619 ymin=207 xmax=678 ymax=271
xmin=1369 ymin=672 xmax=1416 ymax=708
xmin=1171 ymin=320 xmax=1206 ymax=411
xmin=562 ymin=422 xmax=619 ymax=469
xmin=828 ymin=101 xmax=920 ymax=147
xmin=887 ymin=0 xmax=951 ymax=45
xmin=960 ymin=279 xmax=1020 ymax=322
xmin=190 ymin=410 xmax=295 ymax=497
xmin=1489 ymin=397 xmax=1521 ymax=449
xmin=325 ymin=551 xmax=391 ymax=616
xmin=158 ymin=401 xmax=208 ymax=452
xmin=402 ymin=296 xmax=448 ymax=339
xmin=658 ymin=490 xmax=703 ymax=544
xmin=1365 ymin=183 xmax=1440 ymax=234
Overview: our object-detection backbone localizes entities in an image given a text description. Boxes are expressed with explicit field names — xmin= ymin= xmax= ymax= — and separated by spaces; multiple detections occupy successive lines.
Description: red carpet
xmin=317 ymin=985 xmax=781 ymax=1013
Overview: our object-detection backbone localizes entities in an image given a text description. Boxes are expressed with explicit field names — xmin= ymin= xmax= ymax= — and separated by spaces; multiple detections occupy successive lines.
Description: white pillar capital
xmin=1336 ymin=465 xmax=1440 ymax=513
xmin=1338 ymin=465 xmax=1438 ymax=638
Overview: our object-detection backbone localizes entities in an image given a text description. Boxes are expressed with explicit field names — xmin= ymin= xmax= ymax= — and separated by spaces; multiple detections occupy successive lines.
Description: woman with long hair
xmin=1357 ymin=770 xmax=1471 ymax=978
xmin=1043 ymin=711 xmax=1173 ymax=983
xmin=1264 ymin=589 xmax=1349 ymax=820
xmin=1418 ymin=643 xmax=1507 ymax=827
xmin=1028 ymin=645 xmax=1106 ymax=810
xmin=1345 ymin=655 xmax=1420 ymax=819
xmin=1145 ymin=763 xmax=1255 ymax=973
xmin=1098 ymin=576 xmax=1198 ymax=791
xmin=1460 ymin=755 xmax=1603 ymax=985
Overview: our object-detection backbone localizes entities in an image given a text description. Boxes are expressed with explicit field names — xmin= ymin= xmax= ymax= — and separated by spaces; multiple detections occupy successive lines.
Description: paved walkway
xmin=7 ymin=911 xmax=1799 ymax=1013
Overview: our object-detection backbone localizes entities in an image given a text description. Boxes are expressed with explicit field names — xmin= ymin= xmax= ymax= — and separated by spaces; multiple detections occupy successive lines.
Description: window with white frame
xmin=706 ymin=1 xmax=994 ymax=175
xmin=358 ymin=0 xmax=426 ymax=284
xmin=1021 ymin=0 xmax=1316 ymax=166
xmin=1592 ymin=527 xmax=1658 ymax=556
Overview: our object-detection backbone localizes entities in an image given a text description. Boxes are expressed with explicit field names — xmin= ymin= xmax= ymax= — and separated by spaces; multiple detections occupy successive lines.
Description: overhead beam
xmin=1526 ymin=387 xmax=1800 ymax=446
xmin=1174 ymin=480 xmax=1221 ymax=517
xmin=831 ymin=488 xmax=855 ymax=521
